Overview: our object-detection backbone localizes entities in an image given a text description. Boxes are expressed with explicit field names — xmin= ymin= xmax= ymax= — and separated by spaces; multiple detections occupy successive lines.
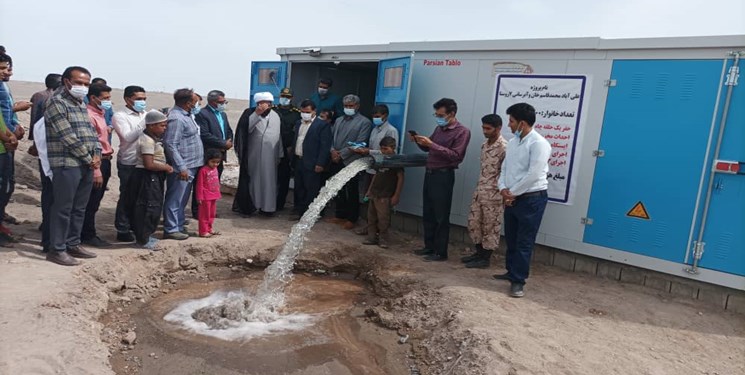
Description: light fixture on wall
xmin=302 ymin=47 xmax=321 ymax=57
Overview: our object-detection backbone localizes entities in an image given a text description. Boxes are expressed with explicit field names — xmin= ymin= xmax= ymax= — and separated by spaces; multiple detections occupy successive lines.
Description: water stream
xmin=188 ymin=157 xmax=373 ymax=330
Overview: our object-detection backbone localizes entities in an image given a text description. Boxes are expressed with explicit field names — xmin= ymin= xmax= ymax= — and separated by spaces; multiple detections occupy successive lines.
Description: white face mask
xmin=343 ymin=108 xmax=356 ymax=116
xmin=69 ymin=85 xmax=88 ymax=100
xmin=318 ymin=88 xmax=329 ymax=95
xmin=300 ymin=112 xmax=313 ymax=122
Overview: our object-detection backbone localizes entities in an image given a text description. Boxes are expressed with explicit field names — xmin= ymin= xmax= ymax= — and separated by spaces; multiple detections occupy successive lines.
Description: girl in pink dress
xmin=196 ymin=149 xmax=223 ymax=237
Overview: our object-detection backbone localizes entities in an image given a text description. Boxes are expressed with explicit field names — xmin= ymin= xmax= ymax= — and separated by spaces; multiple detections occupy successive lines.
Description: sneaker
xmin=164 ymin=231 xmax=189 ymax=241
xmin=82 ymin=236 xmax=112 ymax=248
xmin=143 ymin=237 xmax=160 ymax=251
xmin=66 ymin=245 xmax=97 ymax=259
xmin=509 ymin=283 xmax=525 ymax=298
xmin=116 ymin=232 xmax=135 ymax=242
xmin=377 ymin=236 xmax=390 ymax=249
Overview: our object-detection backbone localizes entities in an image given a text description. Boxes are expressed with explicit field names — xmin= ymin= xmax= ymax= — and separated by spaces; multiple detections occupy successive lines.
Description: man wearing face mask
xmin=163 ymin=89 xmax=204 ymax=239
xmin=273 ymin=88 xmax=301 ymax=211
xmin=290 ymin=99 xmax=332 ymax=221
xmin=81 ymin=83 xmax=114 ymax=248
xmin=496 ymin=103 xmax=551 ymax=298
xmin=112 ymin=85 xmax=147 ymax=242
xmin=193 ymin=89 xmax=233 ymax=218
xmin=310 ymin=78 xmax=344 ymax=120
xmin=410 ymin=98 xmax=471 ymax=262
xmin=329 ymin=94 xmax=372 ymax=230
xmin=43 ymin=66 xmax=102 ymax=266
xmin=351 ymin=104 xmax=399 ymax=235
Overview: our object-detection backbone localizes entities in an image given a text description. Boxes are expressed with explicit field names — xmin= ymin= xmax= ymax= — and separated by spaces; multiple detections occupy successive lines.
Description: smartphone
xmin=408 ymin=130 xmax=418 ymax=137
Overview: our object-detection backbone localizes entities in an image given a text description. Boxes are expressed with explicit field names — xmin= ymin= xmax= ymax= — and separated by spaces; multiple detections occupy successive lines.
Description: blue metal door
xmin=696 ymin=56 xmax=745 ymax=276
xmin=375 ymin=56 xmax=412 ymax=151
xmin=249 ymin=61 xmax=288 ymax=107
xmin=584 ymin=60 xmax=724 ymax=263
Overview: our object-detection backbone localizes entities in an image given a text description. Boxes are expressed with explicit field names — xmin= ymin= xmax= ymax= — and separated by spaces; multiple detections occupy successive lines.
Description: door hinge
xmin=592 ymin=150 xmax=605 ymax=158
xmin=581 ymin=217 xmax=594 ymax=225
xmin=604 ymin=79 xmax=617 ymax=87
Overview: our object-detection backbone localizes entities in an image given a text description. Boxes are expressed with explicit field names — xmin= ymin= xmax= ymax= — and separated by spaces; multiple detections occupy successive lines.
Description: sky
xmin=1 ymin=0 xmax=743 ymax=99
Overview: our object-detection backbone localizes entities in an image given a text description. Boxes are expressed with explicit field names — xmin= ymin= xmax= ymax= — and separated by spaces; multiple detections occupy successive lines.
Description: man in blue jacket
xmin=289 ymin=99 xmax=332 ymax=221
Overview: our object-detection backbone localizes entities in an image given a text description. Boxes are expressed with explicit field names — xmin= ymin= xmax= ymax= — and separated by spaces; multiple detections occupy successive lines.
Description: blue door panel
xmin=250 ymin=61 xmax=288 ymax=107
xmin=584 ymin=60 xmax=723 ymax=263
xmin=375 ymin=57 xmax=411 ymax=151
xmin=698 ymin=57 xmax=745 ymax=276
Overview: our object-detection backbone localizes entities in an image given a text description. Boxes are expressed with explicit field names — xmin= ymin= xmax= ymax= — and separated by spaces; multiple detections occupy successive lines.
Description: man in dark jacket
xmin=193 ymin=89 xmax=233 ymax=217
xmin=290 ymin=99 xmax=332 ymax=221
xmin=273 ymin=87 xmax=300 ymax=210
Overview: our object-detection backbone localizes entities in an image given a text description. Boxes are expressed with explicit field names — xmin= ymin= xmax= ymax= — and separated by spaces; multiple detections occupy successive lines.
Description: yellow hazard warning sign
xmin=626 ymin=201 xmax=650 ymax=220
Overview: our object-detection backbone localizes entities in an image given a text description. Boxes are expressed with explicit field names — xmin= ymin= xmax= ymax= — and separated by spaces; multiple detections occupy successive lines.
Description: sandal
xmin=210 ymin=231 xmax=221 ymax=236
xmin=199 ymin=233 xmax=213 ymax=238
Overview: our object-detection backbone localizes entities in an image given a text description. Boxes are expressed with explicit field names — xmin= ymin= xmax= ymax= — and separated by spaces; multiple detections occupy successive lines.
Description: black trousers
xmin=127 ymin=169 xmax=166 ymax=245
xmin=38 ymin=161 xmax=53 ymax=251
xmin=82 ymin=159 xmax=111 ymax=240
xmin=330 ymin=162 xmax=360 ymax=223
xmin=293 ymin=158 xmax=323 ymax=214
xmin=192 ymin=161 xmax=223 ymax=218
xmin=276 ymin=156 xmax=292 ymax=210
xmin=115 ymin=163 xmax=136 ymax=234
xmin=0 ymin=152 xmax=14 ymax=221
xmin=422 ymin=169 xmax=455 ymax=258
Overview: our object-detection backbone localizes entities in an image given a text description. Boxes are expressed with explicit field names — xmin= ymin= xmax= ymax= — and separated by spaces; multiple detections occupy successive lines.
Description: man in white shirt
xmin=496 ymin=102 xmax=551 ymax=298
xmin=112 ymin=85 xmax=147 ymax=242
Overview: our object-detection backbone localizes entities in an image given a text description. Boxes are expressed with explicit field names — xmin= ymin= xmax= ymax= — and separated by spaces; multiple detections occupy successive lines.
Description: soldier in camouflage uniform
xmin=273 ymin=87 xmax=301 ymax=210
xmin=463 ymin=114 xmax=508 ymax=269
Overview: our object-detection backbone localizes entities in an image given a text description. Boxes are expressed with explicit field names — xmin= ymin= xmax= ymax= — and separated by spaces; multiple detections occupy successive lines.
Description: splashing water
xmin=191 ymin=157 xmax=373 ymax=329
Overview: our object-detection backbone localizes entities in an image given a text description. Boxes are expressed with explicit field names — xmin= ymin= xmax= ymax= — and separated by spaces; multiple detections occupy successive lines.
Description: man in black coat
xmin=289 ymin=99 xmax=332 ymax=221
xmin=192 ymin=89 xmax=233 ymax=217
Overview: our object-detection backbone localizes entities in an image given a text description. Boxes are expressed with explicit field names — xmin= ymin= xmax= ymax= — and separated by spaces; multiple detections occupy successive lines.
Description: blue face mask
xmin=372 ymin=117 xmax=384 ymax=126
xmin=278 ymin=97 xmax=291 ymax=106
xmin=191 ymin=104 xmax=201 ymax=115
xmin=133 ymin=100 xmax=146 ymax=113
xmin=216 ymin=103 xmax=226 ymax=112
xmin=435 ymin=116 xmax=449 ymax=127
xmin=100 ymin=100 xmax=113 ymax=111
xmin=513 ymin=123 xmax=523 ymax=138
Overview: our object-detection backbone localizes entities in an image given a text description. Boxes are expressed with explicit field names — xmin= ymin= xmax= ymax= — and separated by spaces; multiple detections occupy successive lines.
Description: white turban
xmin=253 ymin=92 xmax=274 ymax=103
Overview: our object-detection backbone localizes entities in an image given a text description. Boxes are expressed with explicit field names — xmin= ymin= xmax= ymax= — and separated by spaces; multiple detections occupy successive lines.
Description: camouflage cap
xmin=279 ymin=87 xmax=293 ymax=97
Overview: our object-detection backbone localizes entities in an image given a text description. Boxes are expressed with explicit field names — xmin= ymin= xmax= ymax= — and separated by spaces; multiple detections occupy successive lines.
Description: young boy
xmin=126 ymin=110 xmax=173 ymax=250
xmin=362 ymin=136 xmax=404 ymax=249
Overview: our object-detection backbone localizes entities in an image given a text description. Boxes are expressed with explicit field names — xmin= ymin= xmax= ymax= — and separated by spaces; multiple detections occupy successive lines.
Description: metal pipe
xmin=686 ymin=51 xmax=742 ymax=274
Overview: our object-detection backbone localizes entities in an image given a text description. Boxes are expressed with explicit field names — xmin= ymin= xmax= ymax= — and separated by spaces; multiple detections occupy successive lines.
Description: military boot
xmin=465 ymin=250 xmax=493 ymax=269
xmin=461 ymin=244 xmax=484 ymax=263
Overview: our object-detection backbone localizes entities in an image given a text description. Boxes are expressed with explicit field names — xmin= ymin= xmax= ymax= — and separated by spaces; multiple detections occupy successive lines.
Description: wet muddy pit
xmin=102 ymin=268 xmax=414 ymax=375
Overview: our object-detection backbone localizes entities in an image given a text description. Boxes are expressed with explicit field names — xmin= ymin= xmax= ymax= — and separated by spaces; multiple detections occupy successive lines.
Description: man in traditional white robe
xmin=244 ymin=92 xmax=283 ymax=215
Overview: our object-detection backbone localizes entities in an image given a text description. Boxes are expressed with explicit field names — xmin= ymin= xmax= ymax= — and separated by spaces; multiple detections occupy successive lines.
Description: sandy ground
xmin=0 ymin=82 xmax=743 ymax=374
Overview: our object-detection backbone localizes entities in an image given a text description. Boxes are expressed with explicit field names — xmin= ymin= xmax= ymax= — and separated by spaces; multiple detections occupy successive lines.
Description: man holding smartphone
xmin=409 ymin=98 xmax=471 ymax=262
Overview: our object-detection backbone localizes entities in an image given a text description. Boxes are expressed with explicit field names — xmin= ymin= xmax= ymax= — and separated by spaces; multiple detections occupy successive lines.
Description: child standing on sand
xmin=196 ymin=149 xmax=223 ymax=238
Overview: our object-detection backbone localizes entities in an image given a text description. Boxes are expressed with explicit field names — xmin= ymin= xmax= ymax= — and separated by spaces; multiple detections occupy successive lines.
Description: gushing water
xmin=191 ymin=157 xmax=373 ymax=329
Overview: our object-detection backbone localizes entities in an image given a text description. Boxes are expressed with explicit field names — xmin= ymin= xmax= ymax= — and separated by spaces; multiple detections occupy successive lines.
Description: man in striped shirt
xmin=43 ymin=66 xmax=102 ymax=266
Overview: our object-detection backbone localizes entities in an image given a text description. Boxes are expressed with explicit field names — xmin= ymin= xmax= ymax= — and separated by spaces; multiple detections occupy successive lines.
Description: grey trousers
xmin=50 ymin=166 xmax=93 ymax=252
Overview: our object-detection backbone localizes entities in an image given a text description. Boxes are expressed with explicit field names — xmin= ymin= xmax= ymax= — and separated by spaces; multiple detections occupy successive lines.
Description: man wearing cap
xmin=234 ymin=92 xmax=282 ymax=216
xmin=162 ymin=88 xmax=203 ymax=240
xmin=273 ymin=87 xmax=300 ymax=210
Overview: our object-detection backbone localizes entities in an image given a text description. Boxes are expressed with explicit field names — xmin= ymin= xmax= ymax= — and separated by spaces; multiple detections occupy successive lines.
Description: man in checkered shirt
xmin=43 ymin=66 xmax=102 ymax=266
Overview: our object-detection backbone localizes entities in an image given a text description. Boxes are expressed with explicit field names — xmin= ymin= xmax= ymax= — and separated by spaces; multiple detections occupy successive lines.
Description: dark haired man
xmin=462 ymin=114 xmax=507 ymax=269
xmin=30 ymin=73 xmax=62 ymax=128
xmin=163 ymin=88 xmax=203 ymax=240
xmin=310 ymin=77 xmax=344 ymax=120
xmin=43 ymin=66 xmax=101 ymax=266
xmin=81 ymin=83 xmax=115 ymax=248
xmin=112 ymin=85 xmax=147 ymax=242
xmin=496 ymin=102 xmax=551 ymax=298
xmin=290 ymin=99 xmax=332 ymax=221
xmin=274 ymin=87 xmax=300 ymax=211
xmin=410 ymin=98 xmax=471 ymax=262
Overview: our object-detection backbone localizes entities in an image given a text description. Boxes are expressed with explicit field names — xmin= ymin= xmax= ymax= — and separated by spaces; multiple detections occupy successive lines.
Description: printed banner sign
xmin=493 ymin=75 xmax=588 ymax=204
